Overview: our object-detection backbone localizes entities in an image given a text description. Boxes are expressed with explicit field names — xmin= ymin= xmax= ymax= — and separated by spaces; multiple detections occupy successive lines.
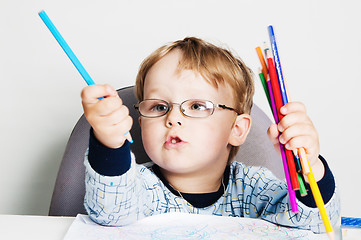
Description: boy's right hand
xmin=81 ymin=84 xmax=133 ymax=149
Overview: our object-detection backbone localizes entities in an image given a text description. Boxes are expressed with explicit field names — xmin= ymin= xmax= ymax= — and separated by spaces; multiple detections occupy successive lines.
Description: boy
xmin=81 ymin=37 xmax=339 ymax=233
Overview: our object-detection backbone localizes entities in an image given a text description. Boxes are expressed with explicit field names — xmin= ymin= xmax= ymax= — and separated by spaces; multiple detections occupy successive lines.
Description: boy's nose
xmin=165 ymin=104 xmax=183 ymax=127
xmin=166 ymin=121 xmax=182 ymax=127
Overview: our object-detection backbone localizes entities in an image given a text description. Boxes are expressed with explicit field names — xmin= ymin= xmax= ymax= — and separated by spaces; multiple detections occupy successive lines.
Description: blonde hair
xmin=135 ymin=37 xmax=254 ymax=162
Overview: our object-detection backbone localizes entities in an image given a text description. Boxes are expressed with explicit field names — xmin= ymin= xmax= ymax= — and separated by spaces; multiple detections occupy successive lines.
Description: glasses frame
xmin=134 ymin=99 xmax=241 ymax=118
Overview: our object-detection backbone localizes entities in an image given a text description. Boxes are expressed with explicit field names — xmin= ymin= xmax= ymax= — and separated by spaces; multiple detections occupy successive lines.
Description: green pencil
xmin=258 ymin=69 xmax=272 ymax=111
xmin=297 ymin=172 xmax=307 ymax=197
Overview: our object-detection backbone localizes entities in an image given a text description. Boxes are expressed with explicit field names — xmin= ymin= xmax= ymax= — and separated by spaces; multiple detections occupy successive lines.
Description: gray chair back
xmin=48 ymin=86 xmax=281 ymax=216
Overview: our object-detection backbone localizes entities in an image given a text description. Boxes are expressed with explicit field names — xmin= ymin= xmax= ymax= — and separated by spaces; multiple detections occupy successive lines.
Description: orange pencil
xmin=255 ymin=46 xmax=268 ymax=79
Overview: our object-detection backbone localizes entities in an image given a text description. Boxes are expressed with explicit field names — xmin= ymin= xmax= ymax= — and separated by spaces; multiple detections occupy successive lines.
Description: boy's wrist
xmin=310 ymin=157 xmax=325 ymax=182
xmin=296 ymin=155 xmax=335 ymax=207
xmin=92 ymin=128 xmax=126 ymax=149
xmin=88 ymin=128 xmax=131 ymax=176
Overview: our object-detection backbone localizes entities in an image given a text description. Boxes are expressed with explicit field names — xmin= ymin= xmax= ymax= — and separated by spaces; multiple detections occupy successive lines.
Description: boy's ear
xmin=228 ymin=114 xmax=252 ymax=146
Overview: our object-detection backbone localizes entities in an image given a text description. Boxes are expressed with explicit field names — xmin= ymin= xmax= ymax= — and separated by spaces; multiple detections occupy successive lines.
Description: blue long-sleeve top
xmin=84 ymin=129 xmax=340 ymax=232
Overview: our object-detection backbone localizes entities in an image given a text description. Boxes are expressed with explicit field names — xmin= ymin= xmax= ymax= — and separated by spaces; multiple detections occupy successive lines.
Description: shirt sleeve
xmin=87 ymin=128 xmax=131 ymax=176
xmin=84 ymin=152 xmax=144 ymax=226
xmin=233 ymin=161 xmax=340 ymax=233
xmin=296 ymin=155 xmax=335 ymax=207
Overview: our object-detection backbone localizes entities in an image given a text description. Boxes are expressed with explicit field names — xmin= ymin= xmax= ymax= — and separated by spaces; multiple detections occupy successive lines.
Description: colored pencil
xmin=268 ymin=25 xmax=288 ymax=105
xmin=255 ymin=48 xmax=298 ymax=212
xmin=256 ymin=47 xmax=268 ymax=81
xmin=270 ymin=43 xmax=305 ymax=186
xmin=267 ymin=28 xmax=301 ymax=190
xmin=38 ymin=10 xmax=95 ymax=86
xmin=297 ymin=172 xmax=307 ymax=197
xmin=293 ymin=150 xmax=307 ymax=196
xmin=38 ymin=10 xmax=133 ymax=143
xmin=298 ymin=148 xmax=310 ymax=175
xmin=265 ymin=73 xmax=299 ymax=195
xmin=267 ymin=26 xmax=333 ymax=238
xmin=263 ymin=42 xmax=270 ymax=59
xmin=266 ymin=50 xmax=300 ymax=191
xmin=265 ymin=75 xmax=278 ymax=122
xmin=262 ymin=55 xmax=306 ymax=194
xmin=293 ymin=150 xmax=303 ymax=173
xmin=257 ymin=55 xmax=297 ymax=213
xmin=279 ymin=146 xmax=299 ymax=212
xmin=258 ymin=69 xmax=272 ymax=111
xmin=299 ymin=153 xmax=335 ymax=238
xmin=268 ymin=25 xmax=306 ymax=178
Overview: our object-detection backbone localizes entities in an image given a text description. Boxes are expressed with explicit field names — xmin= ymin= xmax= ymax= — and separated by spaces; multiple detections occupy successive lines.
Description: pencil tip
xmin=266 ymin=49 xmax=271 ymax=58
xmin=327 ymin=231 xmax=335 ymax=240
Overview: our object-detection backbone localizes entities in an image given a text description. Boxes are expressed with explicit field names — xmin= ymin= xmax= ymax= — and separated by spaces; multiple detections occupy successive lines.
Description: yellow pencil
xmin=299 ymin=152 xmax=335 ymax=240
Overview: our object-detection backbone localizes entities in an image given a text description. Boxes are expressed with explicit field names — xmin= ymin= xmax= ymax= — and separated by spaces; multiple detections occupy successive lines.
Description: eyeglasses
xmin=134 ymin=99 xmax=241 ymax=118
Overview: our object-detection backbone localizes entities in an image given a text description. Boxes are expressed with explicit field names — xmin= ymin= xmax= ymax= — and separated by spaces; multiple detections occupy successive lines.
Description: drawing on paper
xmin=64 ymin=213 xmax=328 ymax=240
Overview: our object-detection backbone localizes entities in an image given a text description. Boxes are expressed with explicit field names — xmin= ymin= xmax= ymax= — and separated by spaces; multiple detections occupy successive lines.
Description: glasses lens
xmin=139 ymin=99 xmax=169 ymax=117
xmin=182 ymin=100 xmax=214 ymax=118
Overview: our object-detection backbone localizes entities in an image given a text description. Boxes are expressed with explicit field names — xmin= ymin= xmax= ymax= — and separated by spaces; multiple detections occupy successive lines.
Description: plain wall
xmin=1 ymin=0 xmax=360 ymax=217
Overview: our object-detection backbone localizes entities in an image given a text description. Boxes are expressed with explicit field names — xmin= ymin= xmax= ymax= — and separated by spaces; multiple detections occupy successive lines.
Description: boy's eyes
xmin=142 ymin=99 xmax=214 ymax=115
xmin=136 ymin=99 xmax=238 ymax=118
xmin=150 ymin=103 xmax=168 ymax=112
xmin=187 ymin=100 xmax=214 ymax=112
xmin=189 ymin=102 xmax=208 ymax=111
xmin=148 ymin=101 xmax=209 ymax=112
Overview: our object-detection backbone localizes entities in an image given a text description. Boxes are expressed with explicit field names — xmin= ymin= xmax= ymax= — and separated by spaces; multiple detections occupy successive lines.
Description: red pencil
xmin=266 ymin=50 xmax=300 ymax=191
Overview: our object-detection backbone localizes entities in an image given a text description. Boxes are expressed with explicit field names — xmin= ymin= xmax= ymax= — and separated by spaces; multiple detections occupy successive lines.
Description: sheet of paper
xmin=64 ymin=213 xmax=328 ymax=240
xmin=341 ymin=228 xmax=361 ymax=240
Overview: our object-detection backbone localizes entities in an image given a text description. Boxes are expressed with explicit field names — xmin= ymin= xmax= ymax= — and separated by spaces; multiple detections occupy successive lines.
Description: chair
xmin=48 ymin=86 xmax=281 ymax=216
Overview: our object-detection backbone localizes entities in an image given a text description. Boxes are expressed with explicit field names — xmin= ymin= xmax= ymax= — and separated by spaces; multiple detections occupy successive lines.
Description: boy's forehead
xmin=144 ymin=69 xmax=213 ymax=93
xmin=144 ymin=73 xmax=233 ymax=103
xmin=148 ymin=50 xmax=182 ymax=74
xmin=145 ymin=50 xmax=212 ymax=87
xmin=143 ymin=49 xmax=236 ymax=103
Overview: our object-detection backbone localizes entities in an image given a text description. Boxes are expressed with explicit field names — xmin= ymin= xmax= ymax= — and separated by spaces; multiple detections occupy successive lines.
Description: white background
xmin=1 ymin=0 xmax=360 ymax=217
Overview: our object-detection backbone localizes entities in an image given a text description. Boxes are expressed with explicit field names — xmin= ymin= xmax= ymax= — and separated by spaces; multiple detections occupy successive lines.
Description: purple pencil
xmin=266 ymin=77 xmax=299 ymax=212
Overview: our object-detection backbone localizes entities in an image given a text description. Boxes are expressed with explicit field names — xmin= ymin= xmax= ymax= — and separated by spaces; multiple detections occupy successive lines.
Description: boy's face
xmin=139 ymin=50 xmax=241 ymax=176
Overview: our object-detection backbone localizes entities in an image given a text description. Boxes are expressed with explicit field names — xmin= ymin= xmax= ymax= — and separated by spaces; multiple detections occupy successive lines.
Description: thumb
xmin=267 ymin=123 xmax=279 ymax=143
xmin=267 ymin=123 xmax=281 ymax=155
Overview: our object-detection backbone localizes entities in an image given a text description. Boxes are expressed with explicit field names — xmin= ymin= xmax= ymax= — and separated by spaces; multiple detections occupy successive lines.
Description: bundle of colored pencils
xmin=256 ymin=25 xmax=334 ymax=240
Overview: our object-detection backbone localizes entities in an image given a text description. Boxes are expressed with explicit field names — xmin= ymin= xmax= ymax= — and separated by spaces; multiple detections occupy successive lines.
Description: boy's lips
xmin=164 ymin=135 xmax=185 ymax=148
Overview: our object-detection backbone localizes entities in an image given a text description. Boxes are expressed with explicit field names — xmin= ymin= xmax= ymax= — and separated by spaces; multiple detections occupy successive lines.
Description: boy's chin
xmin=156 ymin=157 xmax=227 ymax=174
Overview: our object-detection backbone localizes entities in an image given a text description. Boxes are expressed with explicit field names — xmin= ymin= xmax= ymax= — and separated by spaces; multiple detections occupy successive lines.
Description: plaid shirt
xmin=84 ymin=152 xmax=340 ymax=233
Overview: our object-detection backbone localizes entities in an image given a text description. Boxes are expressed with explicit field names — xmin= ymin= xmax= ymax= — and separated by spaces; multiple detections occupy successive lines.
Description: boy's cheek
xmin=141 ymin=120 xmax=168 ymax=146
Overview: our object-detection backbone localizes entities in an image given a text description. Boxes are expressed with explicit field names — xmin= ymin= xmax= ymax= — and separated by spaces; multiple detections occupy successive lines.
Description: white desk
xmin=0 ymin=214 xmax=346 ymax=240
xmin=0 ymin=214 xmax=75 ymax=240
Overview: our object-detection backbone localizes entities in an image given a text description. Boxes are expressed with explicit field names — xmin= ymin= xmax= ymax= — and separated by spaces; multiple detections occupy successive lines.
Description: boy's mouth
xmin=165 ymin=135 xmax=184 ymax=147
xmin=170 ymin=137 xmax=182 ymax=144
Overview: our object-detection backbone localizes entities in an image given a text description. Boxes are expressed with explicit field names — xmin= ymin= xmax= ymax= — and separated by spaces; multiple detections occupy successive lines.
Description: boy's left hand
xmin=267 ymin=102 xmax=323 ymax=178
